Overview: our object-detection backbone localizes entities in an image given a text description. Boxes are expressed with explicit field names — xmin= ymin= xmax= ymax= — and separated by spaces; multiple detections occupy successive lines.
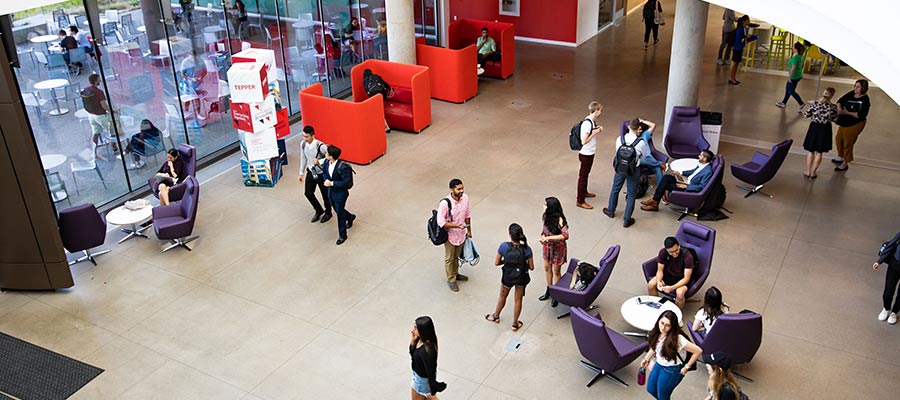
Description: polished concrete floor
xmin=4 ymin=3 xmax=900 ymax=399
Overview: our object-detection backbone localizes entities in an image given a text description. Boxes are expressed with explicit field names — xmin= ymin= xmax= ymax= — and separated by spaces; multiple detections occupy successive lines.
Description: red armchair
xmin=299 ymin=83 xmax=386 ymax=165
xmin=351 ymin=60 xmax=431 ymax=133
xmin=416 ymin=39 xmax=478 ymax=103
xmin=448 ymin=19 xmax=515 ymax=79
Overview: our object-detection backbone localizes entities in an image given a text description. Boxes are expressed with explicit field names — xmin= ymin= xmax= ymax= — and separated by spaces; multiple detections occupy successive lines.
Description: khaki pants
xmin=444 ymin=242 xmax=463 ymax=282
xmin=835 ymin=121 xmax=866 ymax=163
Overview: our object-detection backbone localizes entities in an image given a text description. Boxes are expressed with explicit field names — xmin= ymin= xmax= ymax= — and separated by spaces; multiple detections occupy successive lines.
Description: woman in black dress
xmin=157 ymin=149 xmax=185 ymax=206
xmin=409 ymin=316 xmax=446 ymax=399
xmin=802 ymin=87 xmax=837 ymax=178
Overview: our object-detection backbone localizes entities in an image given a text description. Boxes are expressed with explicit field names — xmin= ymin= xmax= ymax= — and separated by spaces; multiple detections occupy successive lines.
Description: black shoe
xmin=551 ymin=299 xmax=559 ymax=307
xmin=602 ymin=208 xmax=615 ymax=219
xmin=623 ymin=218 xmax=636 ymax=228
xmin=336 ymin=237 xmax=347 ymax=245
xmin=834 ymin=165 xmax=849 ymax=172
xmin=310 ymin=213 xmax=323 ymax=223
xmin=831 ymin=159 xmax=844 ymax=165
xmin=538 ymin=287 xmax=550 ymax=301
xmin=346 ymin=214 xmax=356 ymax=229
xmin=319 ymin=213 xmax=332 ymax=223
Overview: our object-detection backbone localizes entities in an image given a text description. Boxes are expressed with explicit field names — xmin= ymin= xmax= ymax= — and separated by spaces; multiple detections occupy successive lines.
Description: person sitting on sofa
xmin=362 ymin=68 xmax=393 ymax=133
xmin=641 ymin=149 xmax=714 ymax=212
xmin=568 ymin=261 xmax=598 ymax=291
xmin=476 ymin=27 xmax=499 ymax=65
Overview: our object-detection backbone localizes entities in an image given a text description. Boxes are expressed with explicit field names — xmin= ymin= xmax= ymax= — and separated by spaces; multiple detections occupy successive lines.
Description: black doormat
xmin=0 ymin=332 xmax=103 ymax=399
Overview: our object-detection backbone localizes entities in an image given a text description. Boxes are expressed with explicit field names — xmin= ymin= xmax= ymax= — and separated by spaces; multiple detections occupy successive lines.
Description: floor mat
xmin=0 ymin=332 xmax=103 ymax=399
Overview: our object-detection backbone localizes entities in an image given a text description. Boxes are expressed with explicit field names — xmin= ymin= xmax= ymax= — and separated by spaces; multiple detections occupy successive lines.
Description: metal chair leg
xmin=737 ymin=184 xmax=772 ymax=198
xmin=161 ymin=236 xmax=198 ymax=252
xmin=580 ymin=360 xmax=629 ymax=388
xmin=69 ymin=248 xmax=111 ymax=266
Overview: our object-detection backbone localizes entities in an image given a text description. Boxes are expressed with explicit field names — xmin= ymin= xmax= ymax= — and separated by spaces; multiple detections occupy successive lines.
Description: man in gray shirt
xmin=298 ymin=125 xmax=331 ymax=223
xmin=717 ymin=8 xmax=737 ymax=65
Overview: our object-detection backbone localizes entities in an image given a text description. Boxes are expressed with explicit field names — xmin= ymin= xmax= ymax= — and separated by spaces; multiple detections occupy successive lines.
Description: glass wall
xmin=10 ymin=0 xmax=388 ymax=211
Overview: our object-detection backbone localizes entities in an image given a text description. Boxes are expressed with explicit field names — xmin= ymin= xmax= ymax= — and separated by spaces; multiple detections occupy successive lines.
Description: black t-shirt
xmin=410 ymin=342 xmax=444 ymax=394
xmin=61 ymin=36 xmax=78 ymax=51
xmin=835 ymin=91 xmax=870 ymax=127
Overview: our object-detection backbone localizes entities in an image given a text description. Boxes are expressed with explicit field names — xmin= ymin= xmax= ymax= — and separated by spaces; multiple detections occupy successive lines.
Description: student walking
xmin=538 ymin=197 xmax=568 ymax=307
xmin=409 ymin=316 xmax=447 ymax=399
xmin=298 ymin=126 xmax=332 ymax=223
xmin=642 ymin=0 xmax=663 ymax=50
xmin=833 ymin=79 xmax=871 ymax=172
xmin=776 ymin=42 xmax=806 ymax=111
xmin=322 ymin=145 xmax=356 ymax=245
xmin=874 ymin=230 xmax=900 ymax=325
xmin=640 ymin=311 xmax=703 ymax=400
xmin=485 ymin=223 xmax=534 ymax=332
xmin=801 ymin=87 xmax=837 ymax=178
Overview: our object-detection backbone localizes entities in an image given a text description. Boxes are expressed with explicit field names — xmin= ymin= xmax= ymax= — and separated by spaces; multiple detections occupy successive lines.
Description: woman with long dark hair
xmin=538 ymin=197 xmax=568 ymax=307
xmin=692 ymin=286 xmax=729 ymax=336
xmin=485 ymin=223 xmax=535 ymax=331
xmin=640 ymin=310 xmax=703 ymax=400
xmin=641 ymin=0 xmax=663 ymax=50
xmin=156 ymin=149 xmax=185 ymax=206
xmin=409 ymin=316 xmax=446 ymax=399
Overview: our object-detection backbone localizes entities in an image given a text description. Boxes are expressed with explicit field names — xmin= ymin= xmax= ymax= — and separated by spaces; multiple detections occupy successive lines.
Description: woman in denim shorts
xmin=409 ymin=316 xmax=446 ymax=399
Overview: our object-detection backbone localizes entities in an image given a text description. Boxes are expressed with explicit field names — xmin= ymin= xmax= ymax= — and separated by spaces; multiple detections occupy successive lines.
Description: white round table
xmin=621 ymin=295 xmax=683 ymax=337
xmin=31 ymin=35 xmax=59 ymax=45
xmin=669 ymin=158 xmax=700 ymax=172
xmin=41 ymin=154 xmax=69 ymax=202
xmin=40 ymin=154 xmax=66 ymax=170
xmin=106 ymin=204 xmax=153 ymax=243
xmin=34 ymin=79 xmax=71 ymax=116
xmin=292 ymin=20 xmax=318 ymax=28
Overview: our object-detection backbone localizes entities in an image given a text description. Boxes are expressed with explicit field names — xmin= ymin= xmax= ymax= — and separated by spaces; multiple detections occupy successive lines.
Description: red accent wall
xmin=449 ymin=0 xmax=578 ymax=43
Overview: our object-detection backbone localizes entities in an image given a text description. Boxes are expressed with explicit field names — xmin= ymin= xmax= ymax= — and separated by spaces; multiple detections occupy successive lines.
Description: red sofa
xmin=351 ymin=60 xmax=431 ymax=133
xmin=448 ymin=19 xmax=515 ymax=79
xmin=299 ymin=83 xmax=386 ymax=165
xmin=415 ymin=37 xmax=478 ymax=103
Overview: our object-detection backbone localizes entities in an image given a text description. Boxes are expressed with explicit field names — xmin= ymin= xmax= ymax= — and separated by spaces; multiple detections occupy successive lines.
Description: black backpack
xmin=501 ymin=244 xmax=529 ymax=285
xmin=569 ymin=119 xmax=592 ymax=151
xmin=335 ymin=160 xmax=355 ymax=188
xmin=427 ymin=198 xmax=452 ymax=245
xmin=635 ymin=174 xmax=650 ymax=198
xmin=364 ymin=75 xmax=390 ymax=97
xmin=697 ymin=183 xmax=730 ymax=221
xmin=613 ymin=136 xmax=642 ymax=176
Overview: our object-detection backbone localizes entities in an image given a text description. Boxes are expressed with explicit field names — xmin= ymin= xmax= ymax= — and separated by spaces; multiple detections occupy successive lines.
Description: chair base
xmin=68 ymin=248 xmax=111 ymax=266
xmin=557 ymin=304 xmax=598 ymax=319
xmin=737 ymin=184 xmax=772 ymax=198
xmin=732 ymin=369 xmax=754 ymax=383
xmin=161 ymin=236 xmax=198 ymax=252
xmin=580 ymin=360 xmax=628 ymax=388
xmin=668 ymin=205 xmax=695 ymax=221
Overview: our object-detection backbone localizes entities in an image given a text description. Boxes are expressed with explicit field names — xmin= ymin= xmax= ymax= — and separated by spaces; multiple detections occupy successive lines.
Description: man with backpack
xmin=648 ymin=236 xmax=695 ymax=308
xmin=298 ymin=126 xmax=331 ymax=224
xmin=575 ymin=101 xmax=604 ymax=210
xmin=641 ymin=149 xmax=715 ymax=212
xmin=323 ymin=145 xmax=355 ymax=245
xmin=437 ymin=179 xmax=472 ymax=292
xmin=603 ymin=118 xmax=648 ymax=228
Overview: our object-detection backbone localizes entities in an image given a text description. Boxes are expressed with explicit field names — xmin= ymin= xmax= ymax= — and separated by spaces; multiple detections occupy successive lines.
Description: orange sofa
xmin=415 ymin=38 xmax=478 ymax=103
xmin=351 ymin=60 xmax=431 ymax=133
xmin=448 ymin=19 xmax=515 ymax=79
xmin=299 ymin=83 xmax=386 ymax=165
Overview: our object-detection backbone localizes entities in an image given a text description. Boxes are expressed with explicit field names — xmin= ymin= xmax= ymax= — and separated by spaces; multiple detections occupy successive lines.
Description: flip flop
xmin=512 ymin=321 xmax=523 ymax=332
xmin=484 ymin=314 xmax=500 ymax=323
xmin=803 ymin=173 xmax=811 ymax=178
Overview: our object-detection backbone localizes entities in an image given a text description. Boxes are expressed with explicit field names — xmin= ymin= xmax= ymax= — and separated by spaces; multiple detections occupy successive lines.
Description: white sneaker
xmin=717 ymin=59 xmax=724 ymax=65
xmin=775 ymin=102 xmax=786 ymax=108
xmin=879 ymin=308 xmax=890 ymax=321
xmin=890 ymin=313 xmax=898 ymax=325
xmin=797 ymin=104 xmax=806 ymax=114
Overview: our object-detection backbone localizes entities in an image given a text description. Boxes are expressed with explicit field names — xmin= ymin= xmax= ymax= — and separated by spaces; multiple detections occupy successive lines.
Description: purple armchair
xmin=664 ymin=106 xmax=710 ymax=159
xmin=571 ymin=307 xmax=649 ymax=387
xmin=548 ymin=245 xmax=620 ymax=319
xmin=668 ymin=155 xmax=725 ymax=221
xmin=641 ymin=220 xmax=716 ymax=302
xmin=689 ymin=312 xmax=763 ymax=381
xmin=58 ymin=203 xmax=110 ymax=265
xmin=153 ymin=176 xmax=199 ymax=252
xmin=148 ymin=144 xmax=196 ymax=202
xmin=731 ymin=139 xmax=793 ymax=198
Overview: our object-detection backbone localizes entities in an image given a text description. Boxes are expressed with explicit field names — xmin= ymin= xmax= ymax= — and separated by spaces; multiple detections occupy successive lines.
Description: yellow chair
xmin=766 ymin=27 xmax=791 ymax=69
xmin=803 ymin=45 xmax=827 ymax=73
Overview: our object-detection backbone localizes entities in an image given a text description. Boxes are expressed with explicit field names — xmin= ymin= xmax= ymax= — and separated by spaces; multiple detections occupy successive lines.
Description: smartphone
xmin=659 ymin=297 xmax=670 ymax=304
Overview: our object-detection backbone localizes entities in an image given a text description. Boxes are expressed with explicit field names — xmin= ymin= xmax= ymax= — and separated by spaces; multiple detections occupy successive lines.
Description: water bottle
xmin=637 ymin=367 xmax=646 ymax=386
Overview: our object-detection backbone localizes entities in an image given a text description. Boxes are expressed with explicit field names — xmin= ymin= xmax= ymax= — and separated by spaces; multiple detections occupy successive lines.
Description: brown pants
xmin=835 ymin=121 xmax=866 ymax=163
xmin=577 ymin=153 xmax=595 ymax=203
xmin=444 ymin=241 xmax=463 ymax=282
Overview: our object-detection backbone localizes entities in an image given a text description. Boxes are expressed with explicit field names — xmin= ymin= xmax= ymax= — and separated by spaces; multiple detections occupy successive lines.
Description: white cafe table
xmin=620 ymin=295 xmax=683 ymax=337
xmin=106 ymin=204 xmax=153 ymax=243
xmin=34 ymin=79 xmax=71 ymax=116
xmin=40 ymin=154 xmax=66 ymax=170
xmin=41 ymin=154 xmax=68 ymax=202
xmin=669 ymin=158 xmax=700 ymax=172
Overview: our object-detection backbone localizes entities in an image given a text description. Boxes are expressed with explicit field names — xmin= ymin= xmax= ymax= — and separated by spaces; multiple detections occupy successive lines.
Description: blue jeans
xmin=647 ymin=363 xmax=684 ymax=400
xmin=642 ymin=156 xmax=664 ymax=183
xmin=607 ymin=172 xmax=638 ymax=221
xmin=782 ymin=78 xmax=803 ymax=105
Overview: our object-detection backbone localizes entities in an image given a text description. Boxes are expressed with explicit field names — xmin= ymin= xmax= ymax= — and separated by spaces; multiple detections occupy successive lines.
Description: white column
xmin=663 ymin=0 xmax=709 ymax=137
xmin=385 ymin=0 xmax=416 ymax=64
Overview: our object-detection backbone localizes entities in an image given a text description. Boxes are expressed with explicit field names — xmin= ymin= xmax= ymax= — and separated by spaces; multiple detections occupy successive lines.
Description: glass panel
xmin=320 ymin=0 xmax=355 ymax=95
xmin=414 ymin=0 xmax=438 ymax=46
xmin=282 ymin=0 xmax=322 ymax=115
xmin=11 ymin=1 xmax=132 ymax=208
xmin=599 ymin=0 xmax=613 ymax=29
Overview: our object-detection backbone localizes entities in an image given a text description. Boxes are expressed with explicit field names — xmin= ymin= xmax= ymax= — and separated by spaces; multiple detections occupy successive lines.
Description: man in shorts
xmin=647 ymin=236 xmax=694 ymax=308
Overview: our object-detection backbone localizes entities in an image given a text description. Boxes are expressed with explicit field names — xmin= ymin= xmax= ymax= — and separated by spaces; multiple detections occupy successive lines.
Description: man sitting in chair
xmin=648 ymin=237 xmax=693 ymax=308
xmin=641 ymin=149 xmax=714 ymax=212
xmin=476 ymin=27 xmax=499 ymax=65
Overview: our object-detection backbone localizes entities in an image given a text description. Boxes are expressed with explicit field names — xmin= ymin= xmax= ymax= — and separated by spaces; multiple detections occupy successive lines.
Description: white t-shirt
xmin=693 ymin=306 xmax=729 ymax=333
xmin=615 ymin=132 xmax=649 ymax=166
xmin=578 ymin=116 xmax=596 ymax=156
xmin=654 ymin=335 xmax=689 ymax=367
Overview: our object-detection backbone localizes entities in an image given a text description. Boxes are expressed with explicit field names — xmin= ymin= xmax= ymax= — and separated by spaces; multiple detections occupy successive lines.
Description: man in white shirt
xmin=603 ymin=118 xmax=649 ymax=228
xmin=298 ymin=126 xmax=331 ymax=223
xmin=576 ymin=101 xmax=604 ymax=210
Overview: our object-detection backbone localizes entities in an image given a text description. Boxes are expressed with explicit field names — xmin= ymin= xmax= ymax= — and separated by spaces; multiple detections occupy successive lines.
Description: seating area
xmin=299 ymin=83 xmax=386 ymax=164
xmin=448 ymin=18 xmax=515 ymax=79
xmin=641 ymin=220 xmax=716 ymax=302
xmin=415 ymin=37 xmax=478 ymax=103
xmin=664 ymin=106 xmax=711 ymax=159
xmin=351 ymin=59 xmax=432 ymax=133
xmin=730 ymin=139 xmax=792 ymax=198
xmin=668 ymin=154 xmax=726 ymax=221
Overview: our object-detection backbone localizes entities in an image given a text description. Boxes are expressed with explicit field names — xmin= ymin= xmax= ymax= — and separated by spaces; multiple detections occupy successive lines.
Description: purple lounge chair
xmin=570 ymin=307 xmax=649 ymax=387
xmin=148 ymin=144 xmax=196 ymax=201
xmin=664 ymin=106 xmax=710 ymax=159
xmin=689 ymin=312 xmax=763 ymax=382
xmin=641 ymin=220 xmax=716 ymax=302
xmin=153 ymin=176 xmax=199 ymax=252
xmin=58 ymin=203 xmax=110 ymax=265
xmin=549 ymin=245 xmax=620 ymax=319
xmin=730 ymin=139 xmax=793 ymax=198
xmin=668 ymin=154 xmax=725 ymax=221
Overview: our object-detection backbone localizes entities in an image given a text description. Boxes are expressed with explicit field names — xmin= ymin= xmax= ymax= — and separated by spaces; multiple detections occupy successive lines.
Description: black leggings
xmin=884 ymin=260 xmax=900 ymax=313
xmin=644 ymin=21 xmax=659 ymax=43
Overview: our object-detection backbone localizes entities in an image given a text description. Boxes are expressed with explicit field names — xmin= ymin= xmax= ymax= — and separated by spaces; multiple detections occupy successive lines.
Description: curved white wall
xmin=707 ymin=0 xmax=900 ymax=106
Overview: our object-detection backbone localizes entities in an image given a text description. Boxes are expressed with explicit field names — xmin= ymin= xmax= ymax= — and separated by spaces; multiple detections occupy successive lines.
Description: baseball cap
xmin=702 ymin=351 xmax=732 ymax=370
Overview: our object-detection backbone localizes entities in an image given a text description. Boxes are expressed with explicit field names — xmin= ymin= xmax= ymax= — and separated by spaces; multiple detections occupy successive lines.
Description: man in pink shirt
xmin=437 ymin=178 xmax=472 ymax=292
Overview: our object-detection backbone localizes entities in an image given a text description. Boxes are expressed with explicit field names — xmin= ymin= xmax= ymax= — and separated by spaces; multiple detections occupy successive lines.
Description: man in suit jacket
xmin=641 ymin=150 xmax=715 ymax=212
xmin=323 ymin=145 xmax=356 ymax=245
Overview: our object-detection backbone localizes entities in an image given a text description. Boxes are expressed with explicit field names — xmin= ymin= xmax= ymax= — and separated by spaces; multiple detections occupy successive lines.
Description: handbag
xmin=654 ymin=10 xmax=665 ymax=25
xmin=459 ymin=237 xmax=480 ymax=266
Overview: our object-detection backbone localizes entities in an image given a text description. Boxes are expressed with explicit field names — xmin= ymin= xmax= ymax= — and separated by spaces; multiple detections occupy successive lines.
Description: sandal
xmin=512 ymin=321 xmax=523 ymax=332
xmin=484 ymin=314 xmax=500 ymax=323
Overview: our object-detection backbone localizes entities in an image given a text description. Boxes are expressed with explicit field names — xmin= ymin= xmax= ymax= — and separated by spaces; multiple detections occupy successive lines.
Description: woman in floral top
xmin=538 ymin=197 xmax=569 ymax=307
xmin=802 ymin=87 xmax=838 ymax=178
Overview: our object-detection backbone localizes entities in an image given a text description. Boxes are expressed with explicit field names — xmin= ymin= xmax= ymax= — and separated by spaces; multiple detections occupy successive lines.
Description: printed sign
xmin=227 ymin=62 xmax=268 ymax=103
xmin=231 ymin=96 xmax=277 ymax=133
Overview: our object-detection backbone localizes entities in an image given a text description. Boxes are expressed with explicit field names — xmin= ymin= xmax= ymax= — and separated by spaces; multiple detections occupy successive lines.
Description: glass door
xmin=414 ymin=0 xmax=438 ymax=45
xmin=599 ymin=0 xmax=613 ymax=30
